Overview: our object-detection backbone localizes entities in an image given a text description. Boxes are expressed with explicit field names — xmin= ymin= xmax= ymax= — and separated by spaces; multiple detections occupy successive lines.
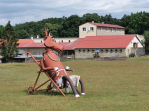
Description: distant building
xmin=75 ymin=35 xmax=145 ymax=58
xmin=32 ymin=37 xmax=78 ymax=43
xmin=79 ymin=21 xmax=125 ymax=38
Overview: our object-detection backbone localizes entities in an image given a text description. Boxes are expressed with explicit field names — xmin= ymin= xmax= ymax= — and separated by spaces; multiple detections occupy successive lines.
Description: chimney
xmin=31 ymin=35 xmax=33 ymax=40
xmin=37 ymin=35 xmax=39 ymax=38
xmin=92 ymin=21 xmax=94 ymax=23
xmin=102 ymin=22 xmax=104 ymax=24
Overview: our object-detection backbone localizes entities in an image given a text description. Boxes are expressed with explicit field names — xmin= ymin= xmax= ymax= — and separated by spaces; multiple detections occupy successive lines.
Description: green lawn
xmin=0 ymin=56 xmax=149 ymax=110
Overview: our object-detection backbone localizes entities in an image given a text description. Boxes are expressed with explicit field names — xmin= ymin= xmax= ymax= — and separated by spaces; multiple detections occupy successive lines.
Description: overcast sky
xmin=0 ymin=0 xmax=149 ymax=26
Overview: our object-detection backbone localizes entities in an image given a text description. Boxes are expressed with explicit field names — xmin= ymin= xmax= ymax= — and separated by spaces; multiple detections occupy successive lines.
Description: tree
xmin=41 ymin=23 xmax=62 ymax=37
xmin=120 ymin=12 xmax=149 ymax=34
xmin=0 ymin=21 xmax=19 ymax=62
xmin=0 ymin=25 xmax=5 ymax=38
xmin=50 ymin=24 xmax=62 ymax=37
xmin=16 ymin=29 xmax=30 ymax=39
xmin=100 ymin=14 xmax=112 ymax=24
xmin=82 ymin=13 xmax=100 ymax=23
xmin=60 ymin=15 xmax=81 ymax=37
xmin=13 ymin=11 xmax=149 ymax=37
xmin=144 ymin=30 xmax=149 ymax=50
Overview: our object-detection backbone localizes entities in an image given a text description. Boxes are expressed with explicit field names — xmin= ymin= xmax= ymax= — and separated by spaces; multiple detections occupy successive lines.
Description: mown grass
xmin=60 ymin=58 xmax=93 ymax=62
xmin=0 ymin=56 xmax=149 ymax=110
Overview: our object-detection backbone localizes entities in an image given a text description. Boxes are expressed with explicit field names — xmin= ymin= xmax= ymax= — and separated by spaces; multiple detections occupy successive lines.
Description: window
xmin=83 ymin=49 xmax=85 ymax=53
xmin=101 ymin=49 xmax=103 ymax=53
xmin=92 ymin=49 xmax=94 ymax=53
xmin=115 ymin=29 xmax=117 ymax=32
xmin=115 ymin=49 xmax=117 ymax=53
xmin=87 ymin=49 xmax=90 ymax=53
xmin=89 ymin=27 xmax=94 ymax=32
xmin=18 ymin=53 xmax=23 ymax=55
xmin=133 ymin=43 xmax=136 ymax=48
xmin=100 ymin=27 xmax=102 ymax=31
xmin=120 ymin=49 xmax=122 ymax=53
xmin=110 ymin=49 xmax=113 ymax=53
xmin=82 ymin=27 xmax=86 ymax=32
xmin=79 ymin=49 xmax=81 ymax=53
xmin=106 ymin=49 xmax=108 ymax=53
xmin=133 ymin=43 xmax=138 ymax=48
xmin=106 ymin=28 xmax=108 ymax=32
xmin=121 ymin=29 xmax=123 ymax=32
xmin=111 ymin=28 xmax=113 ymax=32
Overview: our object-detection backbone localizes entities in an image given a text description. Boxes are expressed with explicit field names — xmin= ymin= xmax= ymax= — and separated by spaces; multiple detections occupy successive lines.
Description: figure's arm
xmin=40 ymin=58 xmax=53 ymax=71
xmin=65 ymin=66 xmax=74 ymax=72
xmin=37 ymin=60 xmax=40 ymax=62
xmin=27 ymin=52 xmax=40 ymax=67
xmin=65 ymin=69 xmax=74 ymax=72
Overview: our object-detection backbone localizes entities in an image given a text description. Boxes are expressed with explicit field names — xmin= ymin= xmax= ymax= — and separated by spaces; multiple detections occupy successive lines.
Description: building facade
xmin=75 ymin=35 xmax=145 ymax=59
xmin=32 ymin=37 xmax=78 ymax=43
xmin=79 ymin=22 xmax=125 ymax=38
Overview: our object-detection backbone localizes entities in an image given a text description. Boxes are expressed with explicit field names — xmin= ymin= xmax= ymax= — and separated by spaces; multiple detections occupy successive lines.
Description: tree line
xmin=0 ymin=11 xmax=149 ymax=39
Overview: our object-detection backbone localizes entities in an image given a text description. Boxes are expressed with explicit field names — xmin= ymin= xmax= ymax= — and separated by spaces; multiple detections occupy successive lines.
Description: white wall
xmin=79 ymin=23 xmax=97 ymax=38
xmin=126 ymin=36 xmax=145 ymax=56
xmin=127 ymin=36 xmax=143 ymax=48
xmin=32 ymin=38 xmax=78 ymax=43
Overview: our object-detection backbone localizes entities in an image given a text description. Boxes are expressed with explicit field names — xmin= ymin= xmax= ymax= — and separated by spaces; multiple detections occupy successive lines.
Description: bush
xmin=1 ymin=57 xmax=7 ymax=63
xmin=129 ymin=53 xmax=135 ymax=57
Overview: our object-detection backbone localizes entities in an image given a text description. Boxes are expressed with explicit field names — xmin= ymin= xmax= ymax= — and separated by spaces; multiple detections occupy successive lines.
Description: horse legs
xmin=62 ymin=75 xmax=80 ymax=98
xmin=79 ymin=77 xmax=85 ymax=95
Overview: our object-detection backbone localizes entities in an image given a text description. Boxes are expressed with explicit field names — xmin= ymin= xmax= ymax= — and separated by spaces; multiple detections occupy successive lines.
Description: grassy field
xmin=0 ymin=56 xmax=149 ymax=111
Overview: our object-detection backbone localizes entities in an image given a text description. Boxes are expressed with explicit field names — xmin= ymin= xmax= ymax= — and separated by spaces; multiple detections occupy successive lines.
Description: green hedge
xmin=129 ymin=53 xmax=135 ymax=57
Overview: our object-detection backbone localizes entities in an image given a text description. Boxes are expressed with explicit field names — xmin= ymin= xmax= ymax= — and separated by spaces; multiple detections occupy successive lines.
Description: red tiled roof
xmin=76 ymin=35 xmax=136 ymax=49
xmin=18 ymin=38 xmax=83 ymax=50
xmin=17 ymin=39 xmax=34 ymax=43
xmin=80 ymin=22 xmax=125 ymax=29
xmin=59 ymin=42 xmax=70 ymax=47
xmin=0 ymin=39 xmax=34 ymax=46
xmin=60 ymin=38 xmax=84 ymax=50
xmin=18 ymin=43 xmax=45 ymax=48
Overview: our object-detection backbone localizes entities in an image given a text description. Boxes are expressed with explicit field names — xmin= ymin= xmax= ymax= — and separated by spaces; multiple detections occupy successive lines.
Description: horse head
xmin=44 ymin=29 xmax=63 ymax=53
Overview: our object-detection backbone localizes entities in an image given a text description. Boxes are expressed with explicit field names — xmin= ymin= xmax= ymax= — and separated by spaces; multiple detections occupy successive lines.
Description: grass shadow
xmin=22 ymin=89 xmax=74 ymax=97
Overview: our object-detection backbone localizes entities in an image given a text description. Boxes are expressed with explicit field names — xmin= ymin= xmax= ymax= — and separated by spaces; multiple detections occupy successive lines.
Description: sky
xmin=0 ymin=0 xmax=149 ymax=26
